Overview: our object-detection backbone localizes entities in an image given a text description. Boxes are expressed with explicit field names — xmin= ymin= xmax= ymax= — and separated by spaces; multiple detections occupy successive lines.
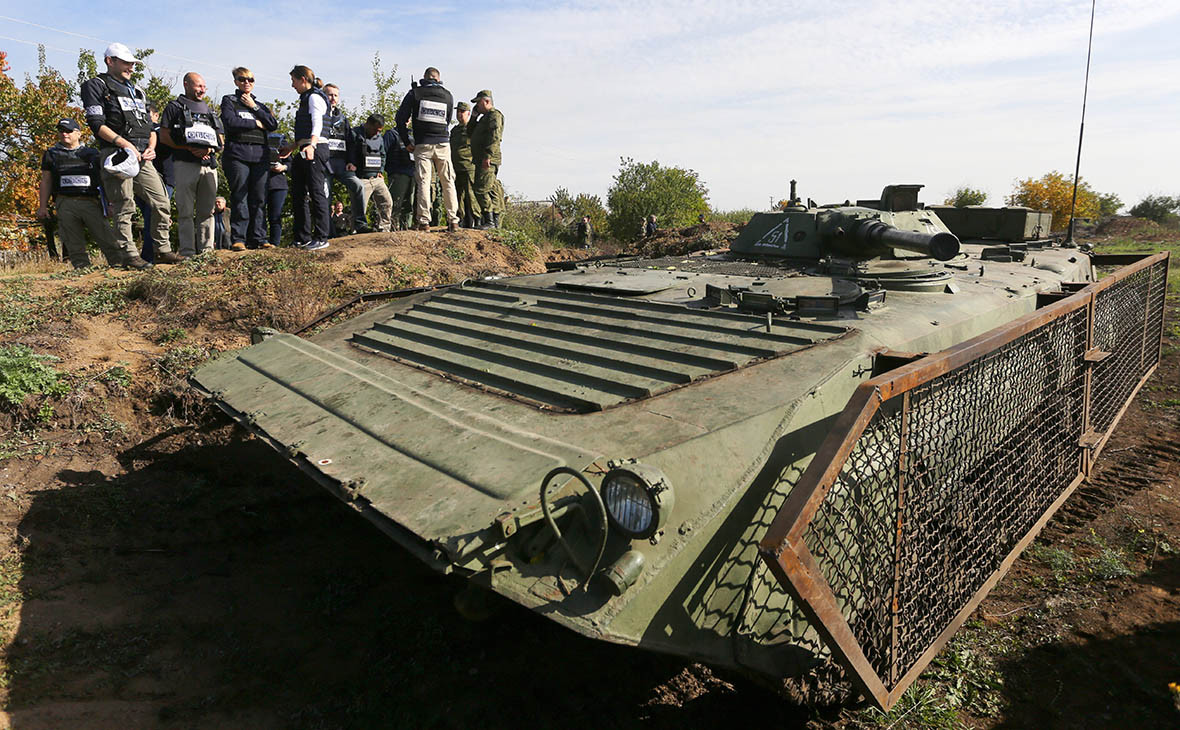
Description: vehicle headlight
xmin=601 ymin=461 xmax=674 ymax=540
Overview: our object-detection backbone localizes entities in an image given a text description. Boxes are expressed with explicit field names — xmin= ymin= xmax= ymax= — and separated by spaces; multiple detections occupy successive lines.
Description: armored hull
xmin=192 ymin=190 xmax=1169 ymax=709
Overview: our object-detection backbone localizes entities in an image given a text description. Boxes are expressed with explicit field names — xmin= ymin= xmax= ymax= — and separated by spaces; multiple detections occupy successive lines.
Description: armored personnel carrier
xmin=192 ymin=183 xmax=1168 ymax=709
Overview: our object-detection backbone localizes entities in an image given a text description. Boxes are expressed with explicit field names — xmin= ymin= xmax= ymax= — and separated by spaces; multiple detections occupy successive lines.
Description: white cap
xmin=103 ymin=148 xmax=140 ymax=180
xmin=104 ymin=42 xmax=139 ymax=64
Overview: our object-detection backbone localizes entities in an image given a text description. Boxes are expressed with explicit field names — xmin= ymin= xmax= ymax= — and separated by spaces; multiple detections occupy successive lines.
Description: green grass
xmin=0 ymin=345 xmax=69 ymax=407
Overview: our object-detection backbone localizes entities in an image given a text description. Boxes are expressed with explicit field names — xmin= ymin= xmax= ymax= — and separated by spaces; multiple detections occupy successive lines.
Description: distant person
xmin=576 ymin=215 xmax=592 ymax=248
xmin=383 ymin=125 xmax=415 ymax=230
xmin=644 ymin=214 xmax=657 ymax=237
xmin=395 ymin=67 xmax=458 ymax=232
xmin=160 ymin=72 xmax=223 ymax=256
xmin=283 ymin=65 xmax=330 ymax=251
xmin=212 ymin=196 xmax=231 ymax=250
xmin=81 ymin=42 xmax=174 ymax=268
xmin=323 ymin=83 xmax=361 ymax=233
xmin=698 ymin=213 xmax=707 ymax=224
xmin=329 ymin=200 xmax=350 ymax=238
xmin=221 ymin=67 xmax=279 ymax=250
xmin=36 ymin=118 xmax=123 ymax=269
xmin=265 ymin=133 xmax=290 ymax=247
xmin=468 ymin=90 xmax=504 ymax=230
xmin=347 ymin=114 xmax=393 ymax=232
xmin=135 ymin=101 xmax=175 ymax=264
xmin=450 ymin=101 xmax=477 ymax=228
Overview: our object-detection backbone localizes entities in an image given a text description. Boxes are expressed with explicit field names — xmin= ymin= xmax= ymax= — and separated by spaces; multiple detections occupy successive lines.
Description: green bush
xmin=606 ymin=157 xmax=709 ymax=241
xmin=943 ymin=186 xmax=988 ymax=207
xmin=0 ymin=345 xmax=69 ymax=406
xmin=711 ymin=208 xmax=759 ymax=225
xmin=1128 ymin=194 xmax=1179 ymax=226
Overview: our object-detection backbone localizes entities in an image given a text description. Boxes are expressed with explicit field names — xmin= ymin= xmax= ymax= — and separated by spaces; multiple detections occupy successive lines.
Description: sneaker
xmin=155 ymin=251 xmax=187 ymax=264
xmin=304 ymin=240 xmax=329 ymax=251
xmin=260 ymin=243 xmax=275 ymax=249
xmin=231 ymin=242 xmax=247 ymax=251
xmin=123 ymin=255 xmax=154 ymax=270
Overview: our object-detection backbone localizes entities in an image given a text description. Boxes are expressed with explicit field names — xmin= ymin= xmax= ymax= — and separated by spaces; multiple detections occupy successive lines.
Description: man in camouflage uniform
xmin=467 ymin=90 xmax=503 ymax=230
xmin=450 ymin=102 xmax=478 ymax=228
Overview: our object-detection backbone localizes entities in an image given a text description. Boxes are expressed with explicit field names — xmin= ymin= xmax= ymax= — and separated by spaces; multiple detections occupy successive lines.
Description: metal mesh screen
xmin=761 ymin=252 xmax=1168 ymax=709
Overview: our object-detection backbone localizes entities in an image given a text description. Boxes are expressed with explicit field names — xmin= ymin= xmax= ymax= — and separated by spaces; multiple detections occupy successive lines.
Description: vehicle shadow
xmin=5 ymin=425 xmax=810 ymax=729
xmin=990 ymin=554 xmax=1180 ymax=729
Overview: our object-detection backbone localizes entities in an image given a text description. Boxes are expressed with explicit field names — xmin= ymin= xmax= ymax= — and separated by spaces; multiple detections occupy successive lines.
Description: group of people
xmin=37 ymin=43 xmax=506 ymax=269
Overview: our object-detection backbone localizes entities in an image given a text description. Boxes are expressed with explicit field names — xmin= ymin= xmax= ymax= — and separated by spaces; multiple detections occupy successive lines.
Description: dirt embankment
xmin=0 ymin=222 xmax=1176 ymax=729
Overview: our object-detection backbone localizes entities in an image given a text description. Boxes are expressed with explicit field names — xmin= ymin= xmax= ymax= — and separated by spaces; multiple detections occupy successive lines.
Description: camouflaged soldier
xmin=467 ymin=90 xmax=503 ymax=230
xmin=450 ymin=101 xmax=478 ymax=228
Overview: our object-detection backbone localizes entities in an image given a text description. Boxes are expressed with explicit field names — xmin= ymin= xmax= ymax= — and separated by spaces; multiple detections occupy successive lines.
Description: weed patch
xmin=0 ymin=345 xmax=69 ymax=407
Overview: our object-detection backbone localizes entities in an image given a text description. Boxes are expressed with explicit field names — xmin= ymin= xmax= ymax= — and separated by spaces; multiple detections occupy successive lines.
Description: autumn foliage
xmin=1006 ymin=171 xmax=1101 ymax=232
xmin=0 ymin=49 xmax=85 ymax=247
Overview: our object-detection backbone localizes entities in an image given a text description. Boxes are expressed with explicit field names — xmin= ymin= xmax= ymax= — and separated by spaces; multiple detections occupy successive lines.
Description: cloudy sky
xmin=2 ymin=1 xmax=1177 ymax=211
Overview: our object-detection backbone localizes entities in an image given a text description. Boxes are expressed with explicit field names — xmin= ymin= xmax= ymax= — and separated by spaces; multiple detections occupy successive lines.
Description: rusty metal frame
xmin=758 ymin=251 xmax=1169 ymax=710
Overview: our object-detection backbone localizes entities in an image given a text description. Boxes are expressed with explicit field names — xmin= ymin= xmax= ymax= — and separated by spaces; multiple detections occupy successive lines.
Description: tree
xmin=0 ymin=48 xmax=82 ymax=219
xmin=1096 ymin=192 xmax=1122 ymax=218
xmin=359 ymin=52 xmax=402 ymax=123
xmin=944 ymin=186 xmax=987 ymax=207
xmin=549 ymin=187 xmax=608 ymax=243
xmin=606 ymin=157 xmax=709 ymax=241
xmin=1006 ymin=171 xmax=1105 ymax=232
xmin=1127 ymin=195 xmax=1179 ymax=226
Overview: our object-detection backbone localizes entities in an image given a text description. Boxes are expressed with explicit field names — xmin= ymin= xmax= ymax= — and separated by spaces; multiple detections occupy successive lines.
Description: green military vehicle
xmin=192 ymin=183 xmax=1168 ymax=709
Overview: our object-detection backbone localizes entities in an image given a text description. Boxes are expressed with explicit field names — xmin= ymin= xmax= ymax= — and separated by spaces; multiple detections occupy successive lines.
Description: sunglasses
xmin=236 ymin=76 xmax=255 ymax=83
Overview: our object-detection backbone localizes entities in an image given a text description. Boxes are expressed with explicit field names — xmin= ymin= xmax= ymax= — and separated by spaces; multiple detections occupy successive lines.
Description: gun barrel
xmin=856 ymin=220 xmax=960 ymax=261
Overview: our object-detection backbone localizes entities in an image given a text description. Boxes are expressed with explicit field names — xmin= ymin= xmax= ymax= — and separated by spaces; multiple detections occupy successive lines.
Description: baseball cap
xmin=104 ymin=43 xmax=140 ymax=64
xmin=455 ymin=101 xmax=470 ymax=112
xmin=470 ymin=90 xmax=493 ymax=103
xmin=56 ymin=118 xmax=81 ymax=132
xmin=103 ymin=148 xmax=140 ymax=180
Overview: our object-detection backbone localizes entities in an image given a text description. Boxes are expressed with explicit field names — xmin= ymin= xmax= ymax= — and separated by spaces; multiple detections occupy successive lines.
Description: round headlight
xmin=600 ymin=461 xmax=674 ymax=540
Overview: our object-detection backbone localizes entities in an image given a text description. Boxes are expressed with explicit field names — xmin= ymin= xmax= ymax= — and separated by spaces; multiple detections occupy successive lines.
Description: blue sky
xmin=3 ymin=1 xmax=1178 ymax=211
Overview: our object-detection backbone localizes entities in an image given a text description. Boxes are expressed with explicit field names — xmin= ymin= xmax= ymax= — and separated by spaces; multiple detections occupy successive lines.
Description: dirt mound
xmin=1095 ymin=216 xmax=1174 ymax=240
xmin=634 ymin=221 xmax=743 ymax=258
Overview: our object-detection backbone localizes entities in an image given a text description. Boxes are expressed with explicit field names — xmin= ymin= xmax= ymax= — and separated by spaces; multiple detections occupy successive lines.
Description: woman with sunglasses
xmin=220 ymin=66 xmax=279 ymax=250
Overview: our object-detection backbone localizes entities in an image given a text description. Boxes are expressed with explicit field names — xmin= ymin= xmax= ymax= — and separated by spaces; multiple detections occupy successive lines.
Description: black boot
xmin=462 ymin=213 xmax=475 ymax=229
xmin=477 ymin=212 xmax=495 ymax=230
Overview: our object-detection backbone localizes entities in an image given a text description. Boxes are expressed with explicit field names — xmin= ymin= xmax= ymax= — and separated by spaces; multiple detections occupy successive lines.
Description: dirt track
xmin=0 ymin=224 xmax=1177 ymax=729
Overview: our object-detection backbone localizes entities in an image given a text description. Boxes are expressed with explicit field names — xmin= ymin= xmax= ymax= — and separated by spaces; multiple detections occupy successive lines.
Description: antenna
xmin=1064 ymin=0 xmax=1097 ymax=247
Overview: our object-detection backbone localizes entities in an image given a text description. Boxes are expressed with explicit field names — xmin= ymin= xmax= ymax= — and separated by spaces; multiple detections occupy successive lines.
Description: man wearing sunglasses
xmin=220 ymin=68 xmax=280 ymax=250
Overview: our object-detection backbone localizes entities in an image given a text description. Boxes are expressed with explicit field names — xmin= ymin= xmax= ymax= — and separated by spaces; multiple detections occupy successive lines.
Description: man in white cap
xmin=80 ymin=42 xmax=180 ymax=268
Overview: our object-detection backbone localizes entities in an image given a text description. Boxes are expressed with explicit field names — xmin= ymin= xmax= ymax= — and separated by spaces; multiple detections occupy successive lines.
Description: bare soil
xmin=0 ymin=225 xmax=1177 ymax=729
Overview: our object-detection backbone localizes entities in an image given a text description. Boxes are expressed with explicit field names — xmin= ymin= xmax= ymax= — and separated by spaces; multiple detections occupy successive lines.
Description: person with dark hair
xmin=283 ymin=65 xmax=330 ymax=251
xmin=80 ymin=42 xmax=174 ymax=268
xmin=347 ymin=113 xmax=393 ymax=232
xmin=160 ymin=72 xmax=223 ymax=256
xmin=394 ymin=66 xmax=458 ymax=232
xmin=644 ymin=214 xmax=658 ymax=237
xmin=212 ymin=197 xmax=232 ymax=250
xmin=220 ymin=66 xmax=279 ymax=250
xmin=36 ymin=118 xmax=124 ymax=268
xmin=576 ymin=215 xmax=593 ymax=248
xmin=383 ymin=124 xmax=415 ymax=230
xmin=265 ymin=133 xmax=291 ymax=247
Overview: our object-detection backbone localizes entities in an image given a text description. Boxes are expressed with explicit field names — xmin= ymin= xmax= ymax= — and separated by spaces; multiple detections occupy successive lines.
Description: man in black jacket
xmin=80 ymin=42 xmax=175 ymax=268
xmin=394 ymin=67 xmax=458 ymax=232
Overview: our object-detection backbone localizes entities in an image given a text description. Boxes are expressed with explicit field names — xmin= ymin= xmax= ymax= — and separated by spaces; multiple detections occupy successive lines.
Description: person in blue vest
xmin=383 ymin=125 xmax=415 ymax=231
xmin=394 ymin=67 xmax=459 ymax=232
xmin=80 ymin=42 xmax=177 ymax=268
xmin=347 ymin=114 xmax=393 ymax=232
xmin=265 ymin=133 xmax=291 ymax=247
xmin=220 ymin=66 xmax=279 ymax=250
xmin=322 ymin=83 xmax=363 ymax=234
xmin=282 ymin=65 xmax=330 ymax=251
xmin=36 ymin=118 xmax=124 ymax=269
xmin=160 ymin=72 xmax=224 ymax=257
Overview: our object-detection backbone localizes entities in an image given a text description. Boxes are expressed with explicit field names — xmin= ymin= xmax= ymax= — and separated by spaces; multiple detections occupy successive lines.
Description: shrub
xmin=606 ymin=158 xmax=709 ymax=241
xmin=0 ymin=345 xmax=69 ymax=406
xmin=943 ymin=186 xmax=988 ymax=207
xmin=1127 ymin=195 xmax=1179 ymax=226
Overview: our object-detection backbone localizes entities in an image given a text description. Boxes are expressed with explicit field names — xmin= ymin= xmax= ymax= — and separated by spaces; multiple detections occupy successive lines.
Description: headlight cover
xmin=601 ymin=461 xmax=674 ymax=540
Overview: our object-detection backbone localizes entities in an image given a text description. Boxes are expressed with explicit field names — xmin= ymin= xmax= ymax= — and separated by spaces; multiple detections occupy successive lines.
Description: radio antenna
xmin=1064 ymin=0 xmax=1097 ymax=247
